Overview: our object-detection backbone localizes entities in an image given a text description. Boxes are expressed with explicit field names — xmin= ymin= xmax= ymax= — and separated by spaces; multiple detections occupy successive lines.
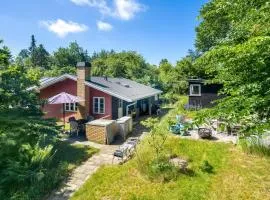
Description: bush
xmin=239 ymin=135 xmax=270 ymax=157
xmin=200 ymin=160 xmax=214 ymax=173
xmin=0 ymin=109 xmax=60 ymax=199
xmin=147 ymin=156 xmax=178 ymax=182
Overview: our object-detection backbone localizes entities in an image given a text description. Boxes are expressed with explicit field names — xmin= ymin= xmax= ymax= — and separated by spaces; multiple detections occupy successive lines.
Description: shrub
xmin=239 ymin=135 xmax=270 ymax=157
xmin=147 ymin=156 xmax=178 ymax=182
xmin=200 ymin=160 xmax=214 ymax=173
xmin=0 ymin=109 xmax=60 ymax=199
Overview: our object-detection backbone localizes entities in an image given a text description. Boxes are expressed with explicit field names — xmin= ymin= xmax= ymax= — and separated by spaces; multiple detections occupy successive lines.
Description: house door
xmin=118 ymin=99 xmax=123 ymax=118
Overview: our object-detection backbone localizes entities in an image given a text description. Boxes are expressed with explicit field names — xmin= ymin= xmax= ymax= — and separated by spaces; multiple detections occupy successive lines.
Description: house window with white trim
xmin=190 ymin=84 xmax=201 ymax=96
xmin=65 ymin=103 xmax=78 ymax=112
xmin=93 ymin=97 xmax=105 ymax=114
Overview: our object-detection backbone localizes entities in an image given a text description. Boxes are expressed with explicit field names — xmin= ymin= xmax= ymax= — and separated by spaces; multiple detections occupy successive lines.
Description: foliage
xmin=72 ymin=101 xmax=270 ymax=200
xmin=0 ymin=109 xmax=58 ymax=199
xmin=17 ymin=35 xmax=50 ymax=71
xmin=200 ymin=160 xmax=214 ymax=173
xmin=0 ymin=64 xmax=41 ymax=110
xmin=195 ymin=0 xmax=270 ymax=135
xmin=147 ymin=156 xmax=178 ymax=182
xmin=91 ymin=50 xmax=159 ymax=86
xmin=72 ymin=138 xmax=252 ymax=200
xmin=141 ymin=118 xmax=167 ymax=160
xmin=0 ymin=39 xmax=11 ymax=67
xmin=0 ymin=40 xmax=96 ymax=199
xmin=47 ymin=41 xmax=90 ymax=76
xmin=239 ymin=135 xmax=270 ymax=157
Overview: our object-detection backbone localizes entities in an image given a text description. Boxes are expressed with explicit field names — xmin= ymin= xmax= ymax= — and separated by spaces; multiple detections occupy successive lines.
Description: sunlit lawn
xmin=71 ymin=137 xmax=270 ymax=200
xmin=71 ymin=96 xmax=270 ymax=200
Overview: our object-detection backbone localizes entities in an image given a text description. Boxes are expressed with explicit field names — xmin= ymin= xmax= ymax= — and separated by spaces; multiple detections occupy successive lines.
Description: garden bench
xmin=112 ymin=137 xmax=139 ymax=163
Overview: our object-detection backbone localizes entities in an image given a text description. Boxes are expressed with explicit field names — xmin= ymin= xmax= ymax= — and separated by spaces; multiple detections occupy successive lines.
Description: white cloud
xmin=70 ymin=0 xmax=91 ymax=6
xmin=70 ymin=0 xmax=112 ymax=15
xmin=97 ymin=20 xmax=113 ymax=31
xmin=70 ymin=0 xmax=90 ymax=6
xmin=40 ymin=19 xmax=88 ymax=38
xmin=114 ymin=0 xmax=145 ymax=20
xmin=70 ymin=0 xmax=146 ymax=20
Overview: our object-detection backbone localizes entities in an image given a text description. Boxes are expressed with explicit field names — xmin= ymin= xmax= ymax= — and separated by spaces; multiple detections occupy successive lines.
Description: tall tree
xmin=31 ymin=44 xmax=50 ymax=69
xmin=28 ymin=35 xmax=36 ymax=55
xmin=17 ymin=35 xmax=50 ymax=71
xmin=195 ymin=0 xmax=270 ymax=134
xmin=0 ymin=40 xmax=11 ymax=68
xmin=90 ymin=50 xmax=156 ymax=85
xmin=47 ymin=41 xmax=90 ymax=76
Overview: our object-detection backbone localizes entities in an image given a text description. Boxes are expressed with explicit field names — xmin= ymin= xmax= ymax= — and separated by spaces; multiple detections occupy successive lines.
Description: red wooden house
xmin=31 ymin=62 xmax=162 ymax=121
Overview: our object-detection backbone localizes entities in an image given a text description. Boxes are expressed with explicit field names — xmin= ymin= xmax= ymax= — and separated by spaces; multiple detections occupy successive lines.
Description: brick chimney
xmin=76 ymin=62 xmax=91 ymax=119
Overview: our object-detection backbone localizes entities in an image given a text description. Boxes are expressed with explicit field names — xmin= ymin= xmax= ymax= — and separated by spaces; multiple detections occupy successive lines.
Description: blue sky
xmin=0 ymin=0 xmax=207 ymax=65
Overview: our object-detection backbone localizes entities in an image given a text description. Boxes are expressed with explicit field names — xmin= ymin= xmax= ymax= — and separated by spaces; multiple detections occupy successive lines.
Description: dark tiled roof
xmin=35 ymin=74 xmax=162 ymax=102
xmin=88 ymin=76 xmax=162 ymax=102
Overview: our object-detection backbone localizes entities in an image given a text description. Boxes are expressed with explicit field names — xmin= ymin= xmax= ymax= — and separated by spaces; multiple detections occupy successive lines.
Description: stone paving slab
xmin=47 ymin=144 xmax=119 ymax=200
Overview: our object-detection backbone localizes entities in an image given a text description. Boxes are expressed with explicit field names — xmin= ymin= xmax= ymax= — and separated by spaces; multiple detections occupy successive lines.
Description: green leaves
xmin=195 ymin=0 xmax=270 ymax=134
xmin=0 ymin=39 xmax=11 ymax=67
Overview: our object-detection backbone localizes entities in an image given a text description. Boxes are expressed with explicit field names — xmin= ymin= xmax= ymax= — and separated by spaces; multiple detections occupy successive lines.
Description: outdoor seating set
xmin=169 ymin=115 xmax=193 ymax=136
xmin=169 ymin=115 xmax=242 ymax=139
xmin=68 ymin=116 xmax=94 ymax=137
xmin=112 ymin=137 xmax=140 ymax=163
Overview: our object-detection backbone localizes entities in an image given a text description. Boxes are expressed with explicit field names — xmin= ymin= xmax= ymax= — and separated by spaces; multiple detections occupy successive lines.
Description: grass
xmin=0 ymin=109 xmax=99 ymax=199
xmin=57 ymin=121 xmax=71 ymax=131
xmin=72 ymin=138 xmax=270 ymax=200
xmin=21 ymin=141 xmax=99 ymax=200
xmin=71 ymin=96 xmax=270 ymax=200
xmin=51 ymin=141 xmax=99 ymax=170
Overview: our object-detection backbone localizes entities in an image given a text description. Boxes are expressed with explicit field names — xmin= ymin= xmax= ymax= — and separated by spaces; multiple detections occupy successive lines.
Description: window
xmin=190 ymin=84 xmax=201 ymax=96
xmin=64 ymin=103 xmax=78 ymax=112
xmin=93 ymin=97 xmax=105 ymax=114
xmin=118 ymin=99 xmax=123 ymax=108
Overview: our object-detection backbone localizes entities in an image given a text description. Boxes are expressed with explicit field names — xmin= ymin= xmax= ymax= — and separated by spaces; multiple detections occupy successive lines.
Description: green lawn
xmin=72 ymin=137 xmax=270 ymax=200
xmin=71 ymin=96 xmax=270 ymax=200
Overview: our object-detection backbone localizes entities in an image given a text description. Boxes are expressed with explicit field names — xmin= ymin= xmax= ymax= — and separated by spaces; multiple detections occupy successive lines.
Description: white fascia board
xmin=37 ymin=74 xmax=77 ymax=91
xmin=131 ymin=90 xmax=163 ymax=102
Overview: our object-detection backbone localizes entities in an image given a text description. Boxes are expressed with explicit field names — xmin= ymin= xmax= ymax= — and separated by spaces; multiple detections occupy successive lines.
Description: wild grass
xmin=7 ymin=141 xmax=98 ymax=200
xmin=239 ymin=135 xmax=270 ymax=157
xmin=72 ymin=137 xmax=270 ymax=200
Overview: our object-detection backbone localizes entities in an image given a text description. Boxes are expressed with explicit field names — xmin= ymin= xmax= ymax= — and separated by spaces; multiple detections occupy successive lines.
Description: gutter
xmin=126 ymin=102 xmax=137 ymax=116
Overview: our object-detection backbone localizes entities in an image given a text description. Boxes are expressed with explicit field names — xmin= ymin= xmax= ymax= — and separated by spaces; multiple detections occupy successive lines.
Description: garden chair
xmin=69 ymin=120 xmax=79 ymax=136
xmin=169 ymin=115 xmax=187 ymax=135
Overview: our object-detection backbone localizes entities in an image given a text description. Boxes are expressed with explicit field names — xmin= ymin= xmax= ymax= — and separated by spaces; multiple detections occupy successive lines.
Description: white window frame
xmin=64 ymin=103 xmax=78 ymax=112
xmin=190 ymin=84 xmax=201 ymax=96
xmin=93 ymin=97 xmax=105 ymax=114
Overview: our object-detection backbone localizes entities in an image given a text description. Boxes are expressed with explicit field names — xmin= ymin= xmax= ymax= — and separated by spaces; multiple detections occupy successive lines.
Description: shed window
xmin=93 ymin=97 xmax=105 ymax=114
xmin=64 ymin=103 xmax=78 ymax=112
xmin=190 ymin=84 xmax=201 ymax=96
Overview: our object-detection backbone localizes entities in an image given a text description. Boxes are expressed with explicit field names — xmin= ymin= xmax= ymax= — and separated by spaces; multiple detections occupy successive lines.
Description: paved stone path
xmin=47 ymin=142 xmax=120 ymax=200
